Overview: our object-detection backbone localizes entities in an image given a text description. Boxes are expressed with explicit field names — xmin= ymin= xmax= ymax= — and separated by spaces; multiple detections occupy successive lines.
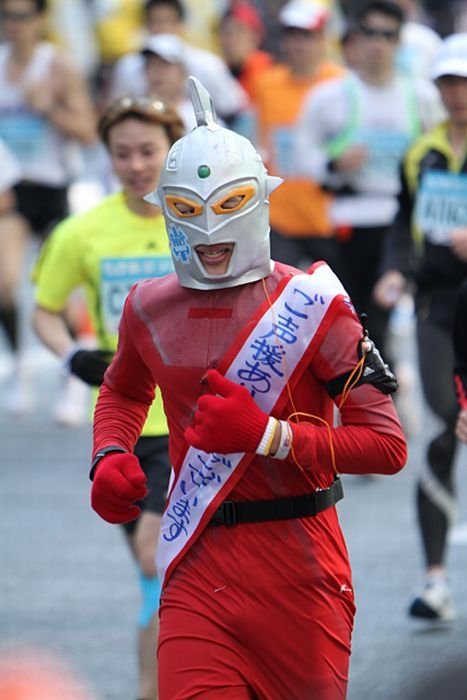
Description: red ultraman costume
xmin=93 ymin=260 xmax=406 ymax=699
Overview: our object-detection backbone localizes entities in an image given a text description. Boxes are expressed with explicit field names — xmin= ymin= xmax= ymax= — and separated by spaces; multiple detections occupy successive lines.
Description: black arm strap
xmin=325 ymin=338 xmax=398 ymax=399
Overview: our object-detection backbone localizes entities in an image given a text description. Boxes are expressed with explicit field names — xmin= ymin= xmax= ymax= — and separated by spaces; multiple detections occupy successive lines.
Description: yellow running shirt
xmin=33 ymin=191 xmax=173 ymax=436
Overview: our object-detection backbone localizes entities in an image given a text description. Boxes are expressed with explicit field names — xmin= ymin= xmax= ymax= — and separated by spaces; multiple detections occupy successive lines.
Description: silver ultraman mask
xmin=145 ymin=77 xmax=282 ymax=290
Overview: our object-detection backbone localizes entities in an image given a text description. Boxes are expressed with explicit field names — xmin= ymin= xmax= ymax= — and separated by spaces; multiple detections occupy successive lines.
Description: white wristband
xmin=272 ymin=420 xmax=293 ymax=460
xmin=257 ymin=417 xmax=278 ymax=456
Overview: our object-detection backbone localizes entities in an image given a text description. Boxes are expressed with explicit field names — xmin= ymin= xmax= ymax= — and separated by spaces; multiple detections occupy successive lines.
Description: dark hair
xmin=144 ymin=0 xmax=185 ymax=21
xmin=98 ymin=97 xmax=185 ymax=147
xmin=356 ymin=1 xmax=405 ymax=26
xmin=0 ymin=0 xmax=47 ymax=11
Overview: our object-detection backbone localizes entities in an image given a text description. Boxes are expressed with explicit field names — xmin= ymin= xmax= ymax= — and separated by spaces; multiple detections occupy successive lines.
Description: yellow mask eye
xmin=166 ymin=195 xmax=203 ymax=218
xmin=211 ymin=185 xmax=256 ymax=215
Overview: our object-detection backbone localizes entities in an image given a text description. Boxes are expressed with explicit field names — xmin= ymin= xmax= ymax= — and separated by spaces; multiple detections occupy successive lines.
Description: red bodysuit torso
xmin=94 ymin=261 xmax=406 ymax=700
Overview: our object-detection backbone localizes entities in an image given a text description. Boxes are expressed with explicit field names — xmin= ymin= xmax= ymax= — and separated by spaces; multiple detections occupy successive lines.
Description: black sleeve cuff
xmin=89 ymin=445 xmax=127 ymax=481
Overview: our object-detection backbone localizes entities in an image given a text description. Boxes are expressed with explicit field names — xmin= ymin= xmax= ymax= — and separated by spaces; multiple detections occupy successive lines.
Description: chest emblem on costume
xmin=168 ymin=224 xmax=192 ymax=264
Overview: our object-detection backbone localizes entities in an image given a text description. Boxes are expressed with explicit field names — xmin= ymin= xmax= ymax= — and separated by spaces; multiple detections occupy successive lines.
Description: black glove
xmin=67 ymin=348 xmax=113 ymax=386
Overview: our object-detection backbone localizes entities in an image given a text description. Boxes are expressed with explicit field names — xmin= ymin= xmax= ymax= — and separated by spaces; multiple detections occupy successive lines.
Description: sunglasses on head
xmin=360 ymin=24 xmax=400 ymax=41
xmin=98 ymin=95 xmax=185 ymax=144
xmin=110 ymin=96 xmax=169 ymax=114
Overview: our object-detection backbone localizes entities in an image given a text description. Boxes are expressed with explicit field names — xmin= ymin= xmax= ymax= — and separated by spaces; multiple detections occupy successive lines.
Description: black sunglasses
xmin=360 ymin=24 xmax=400 ymax=41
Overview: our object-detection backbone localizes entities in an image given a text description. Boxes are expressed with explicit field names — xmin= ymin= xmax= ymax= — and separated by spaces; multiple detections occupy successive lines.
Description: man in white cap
xmin=141 ymin=33 xmax=195 ymax=131
xmin=374 ymin=32 xmax=467 ymax=622
xmin=89 ymin=76 xmax=406 ymax=699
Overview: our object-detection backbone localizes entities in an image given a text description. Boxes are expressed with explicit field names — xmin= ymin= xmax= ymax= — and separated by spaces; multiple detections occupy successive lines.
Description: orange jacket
xmin=254 ymin=61 xmax=346 ymax=237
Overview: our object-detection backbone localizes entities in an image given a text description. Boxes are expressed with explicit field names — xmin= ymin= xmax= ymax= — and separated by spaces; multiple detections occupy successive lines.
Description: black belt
xmin=208 ymin=478 xmax=343 ymax=527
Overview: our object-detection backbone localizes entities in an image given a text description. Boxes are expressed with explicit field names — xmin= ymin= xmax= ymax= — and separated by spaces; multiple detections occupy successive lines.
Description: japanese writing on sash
xmin=156 ymin=264 xmax=347 ymax=586
xmin=415 ymin=171 xmax=467 ymax=245
xmin=101 ymin=255 xmax=173 ymax=335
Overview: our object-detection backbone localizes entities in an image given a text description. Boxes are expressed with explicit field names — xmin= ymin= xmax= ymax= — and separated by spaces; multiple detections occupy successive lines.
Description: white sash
xmin=156 ymin=263 xmax=348 ymax=586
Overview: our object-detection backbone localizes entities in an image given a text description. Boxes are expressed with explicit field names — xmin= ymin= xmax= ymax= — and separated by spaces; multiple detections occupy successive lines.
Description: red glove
xmin=184 ymin=369 xmax=269 ymax=454
xmin=91 ymin=453 xmax=148 ymax=524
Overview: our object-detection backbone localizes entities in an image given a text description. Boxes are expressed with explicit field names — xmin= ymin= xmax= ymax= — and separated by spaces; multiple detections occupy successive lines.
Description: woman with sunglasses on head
xmin=32 ymin=97 xmax=185 ymax=700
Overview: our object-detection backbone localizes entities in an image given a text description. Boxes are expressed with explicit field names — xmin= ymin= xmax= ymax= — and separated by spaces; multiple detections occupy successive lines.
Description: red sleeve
xmin=92 ymin=291 xmax=156 ymax=457
xmin=287 ymin=299 xmax=407 ymax=476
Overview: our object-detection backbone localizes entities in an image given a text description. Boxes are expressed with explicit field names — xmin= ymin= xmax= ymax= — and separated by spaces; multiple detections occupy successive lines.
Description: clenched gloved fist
xmin=67 ymin=348 xmax=113 ymax=386
xmin=184 ymin=369 xmax=269 ymax=454
xmin=91 ymin=453 xmax=148 ymax=524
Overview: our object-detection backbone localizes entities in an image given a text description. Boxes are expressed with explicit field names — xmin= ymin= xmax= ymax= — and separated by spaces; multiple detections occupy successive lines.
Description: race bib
xmin=101 ymin=255 xmax=173 ymax=335
xmin=0 ymin=109 xmax=47 ymax=163
xmin=272 ymin=126 xmax=295 ymax=176
xmin=415 ymin=171 xmax=467 ymax=245
xmin=355 ymin=127 xmax=410 ymax=190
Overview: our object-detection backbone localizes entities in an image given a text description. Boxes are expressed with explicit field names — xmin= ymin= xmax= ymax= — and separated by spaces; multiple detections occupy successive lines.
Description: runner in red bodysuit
xmin=90 ymin=77 xmax=407 ymax=700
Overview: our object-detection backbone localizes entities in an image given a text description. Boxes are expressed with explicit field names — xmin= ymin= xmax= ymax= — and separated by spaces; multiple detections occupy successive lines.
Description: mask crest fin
xmin=188 ymin=75 xmax=218 ymax=128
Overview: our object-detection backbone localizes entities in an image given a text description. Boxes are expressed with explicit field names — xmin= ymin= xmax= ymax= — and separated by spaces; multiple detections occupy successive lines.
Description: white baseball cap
xmin=142 ymin=33 xmax=187 ymax=67
xmin=430 ymin=33 xmax=467 ymax=80
xmin=279 ymin=0 xmax=329 ymax=32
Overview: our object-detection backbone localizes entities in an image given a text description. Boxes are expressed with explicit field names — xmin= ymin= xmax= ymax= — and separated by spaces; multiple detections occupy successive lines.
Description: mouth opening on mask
xmin=195 ymin=242 xmax=235 ymax=276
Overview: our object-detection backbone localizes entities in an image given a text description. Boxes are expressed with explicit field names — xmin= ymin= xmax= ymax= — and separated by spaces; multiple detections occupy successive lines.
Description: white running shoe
xmin=53 ymin=374 xmax=90 ymax=428
xmin=409 ymin=578 xmax=455 ymax=622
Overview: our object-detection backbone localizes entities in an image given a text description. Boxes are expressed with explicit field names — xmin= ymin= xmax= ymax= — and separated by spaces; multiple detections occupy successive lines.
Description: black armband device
xmin=89 ymin=445 xmax=127 ymax=481
xmin=325 ymin=338 xmax=398 ymax=399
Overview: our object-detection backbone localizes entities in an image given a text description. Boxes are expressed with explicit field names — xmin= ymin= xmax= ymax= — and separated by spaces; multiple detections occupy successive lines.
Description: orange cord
xmin=260 ymin=278 xmax=368 ymax=475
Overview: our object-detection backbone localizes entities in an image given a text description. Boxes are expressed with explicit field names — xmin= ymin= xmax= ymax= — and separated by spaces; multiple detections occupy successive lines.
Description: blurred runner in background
xmin=253 ymin=0 xmax=346 ymax=275
xmin=373 ymin=33 xmax=467 ymax=621
xmin=0 ymin=0 xmax=97 ymax=417
xmin=107 ymin=0 xmax=249 ymax=125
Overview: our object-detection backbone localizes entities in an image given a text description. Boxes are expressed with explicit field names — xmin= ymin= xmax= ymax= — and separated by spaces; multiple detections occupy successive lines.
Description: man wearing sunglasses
xmin=295 ymin=0 xmax=443 ymax=413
